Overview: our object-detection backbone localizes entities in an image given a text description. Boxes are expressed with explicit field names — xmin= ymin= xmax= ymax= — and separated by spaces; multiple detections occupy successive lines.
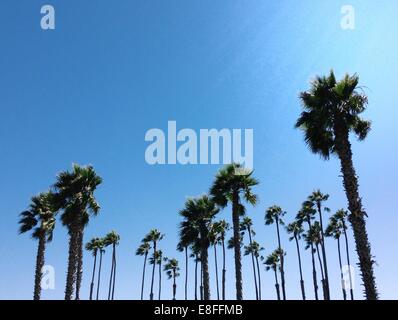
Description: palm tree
xmin=327 ymin=209 xmax=354 ymax=300
xmin=143 ymin=229 xmax=164 ymax=300
xmin=164 ymin=258 xmax=180 ymax=300
xmin=179 ymin=195 xmax=219 ymax=300
xmin=150 ymin=249 xmax=163 ymax=300
xmin=304 ymin=221 xmax=326 ymax=299
xmin=104 ymin=230 xmax=120 ymax=300
xmin=265 ymin=205 xmax=287 ymax=300
xmin=210 ymin=163 xmax=258 ymax=300
xmin=296 ymin=71 xmax=378 ymax=299
xmin=297 ymin=201 xmax=319 ymax=299
xmin=85 ymin=237 xmax=102 ymax=300
xmin=308 ymin=190 xmax=330 ymax=299
xmin=244 ymin=240 xmax=264 ymax=300
xmin=18 ymin=192 xmax=56 ymax=300
xmin=95 ymin=238 xmax=105 ymax=300
xmin=241 ymin=216 xmax=258 ymax=300
xmin=54 ymin=164 xmax=102 ymax=300
xmin=264 ymin=249 xmax=282 ymax=300
xmin=336 ymin=209 xmax=354 ymax=300
xmin=325 ymin=214 xmax=346 ymax=300
xmin=211 ymin=220 xmax=230 ymax=300
xmin=190 ymin=244 xmax=201 ymax=300
xmin=286 ymin=221 xmax=306 ymax=300
xmin=209 ymin=224 xmax=220 ymax=300
xmin=136 ymin=241 xmax=151 ymax=300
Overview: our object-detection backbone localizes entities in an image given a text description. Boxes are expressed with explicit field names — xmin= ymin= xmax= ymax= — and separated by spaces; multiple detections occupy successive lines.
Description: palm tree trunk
xmin=96 ymin=250 xmax=103 ymax=300
xmin=275 ymin=217 xmax=286 ymax=300
xmin=342 ymin=220 xmax=354 ymax=300
xmin=172 ymin=272 xmax=177 ymax=300
xmin=200 ymin=260 xmax=203 ymax=300
xmin=317 ymin=203 xmax=330 ymax=300
xmin=316 ymin=243 xmax=327 ymax=300
xmin=107 ymin=247 xmax=114 ymax=300
xmin=334 ymin=122 xmax=378 ymax=300
xmin=247 ymin=228 xmax=258 ymax=300
xmin=274 ymin=269 xmax=281 ymax=300
xmin=149 ymin=242 xmax=156 ymax=300
xmin=294 ymin=235 xmax=306 ymax=300
xmin=232 ymin=190 xmax=243 ymax=300
xmin=33 ymin=233 xmax=46 ymax=300
xmin=184 ymin=247 xmax=188 ymax=300
xmin=111 ymin=244 xmax=116 ymax=300
xmin=337 ymin=237 xmax=347 ymax=300
xmin=214 ymin=245 xmax=220 ymax=300
xmin=199 ymin=225 xmax=211 ymax=300
xmin=75 ymin=228 xmax=84 ymax=300
xmin=140 ymin=253 xmax=148 ymax=300
xmin=89 ymin=250 xmax=97 ymax=300
xmin=255 ymin=254 xmax=262 ymax=300
xmin=221 ymin=237 xmax=226 ymax=300
xmin=194 ymin=254 xmax=198 ymax=300
xmin=65 ymin=221 xmax=79 ymax=300
xmin=307 ymin=219 xmax=318 ymax=300
xmin=158 ymin=259 xmax=162 ymax=300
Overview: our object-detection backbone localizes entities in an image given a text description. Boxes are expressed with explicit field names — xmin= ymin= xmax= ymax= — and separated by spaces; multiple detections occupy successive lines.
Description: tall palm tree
xmin=325 ymin=214 xmax=346 ymax=300
xmin=210 ymin=163 xmax=258 ymax=300
xmin=241 ymin=216 xmax=258 ymax=300
xmin=149 ymin=250 xmax=163 ymax=300
xmin=264 ymin=249 xmax=282 ymax=300
xmin=209 ymin=224 xmax=220 ymax=300
xmin=190 ymin=244 xmax=201 ymax=300
xmin=104 ymin=230 xmax=120 ymax=300
xmin=336 ymin=209 xmax=354 ymax=300
xmin=304 ymin=221 xmax=326 ymax=299
xmin=297 ymin=201 xmax=319 ymax=299
xmin=286 ymin=221 xmax=306 ymax=300
xmin=265 ymin=205 xmax=287 ymax=300
xmin=296 ymin=71 xmax=378 ymax=299
xmin=308 ymin=190 xmax=330 ymax=300
xmin=211 ymin=220 xmax=230 ymax=300
xmin=54 ymin=164 xmax=102 ymax=300
xmin=85 ymin=237 xmax=102 ymax=300
xmin=179 ymin=195 xmax=219 ymax=300
xmin=136 ymin=241 xmax=151 ymax=300
xmin=96 ymin=238 xmax=105 ymax=300
xmin=18 ymin=192 xmax=56 ymax=300
xmin=164 ymin=258 xmax=180 ymax=300
xmin=178 ymin=217 xmax=199 ymax=300
xmin=143 ymin=229 xmax=164 ymax=300
xmin=251 ymin=240 xmax=263 ymax=300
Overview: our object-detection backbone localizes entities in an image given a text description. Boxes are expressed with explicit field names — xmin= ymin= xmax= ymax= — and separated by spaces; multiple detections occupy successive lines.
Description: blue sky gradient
xmin=0 ymin=0 xmax=397 ymax=299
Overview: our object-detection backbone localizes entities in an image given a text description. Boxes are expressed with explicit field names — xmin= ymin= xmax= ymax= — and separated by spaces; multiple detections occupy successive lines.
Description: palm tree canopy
xmin=304 ymin=221 xmax=322 ymax=249
xmin=286 ymin=221 xmax=304 ymax=241
xmin=295 ymin=71 xmax=371 ymax=159
xmin=149 ymin=250 xmax=163 ymax=265
xmin=54 ymin=164 xmax=102 ymax=229
xmin=244 ymin=241 xmax=263 ymax=257
xmin=85 ymin=237 xmax=103 ymax=256
xmin=18 ymin=191 xmax=57 ymax=242
xmin=263 ymin=249 xmax=281 ymax=272
xmin=265 ymin=205 xmax=286 ymax=225
xmin=136 ymin=241 xmax=151 ymax=256
xmin=164 ymin=258 xmax=180 ymax=279
xmin=104 ymin=230 xmax=120 ymax=247
xmin=210 ymin=163 xmax=258 ymax=208
xmin=325 ymin=209 xmax=348 ymax=239
xmin=179 ymin=195 xmax=219 ymax=248
xmin=143 ymin=229 xmax=164 ymax=244
xmin=296 ymin=201 xmax=317 ymax=224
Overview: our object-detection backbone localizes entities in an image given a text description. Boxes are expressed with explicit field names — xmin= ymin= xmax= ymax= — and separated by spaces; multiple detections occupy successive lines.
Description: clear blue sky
xmin=0 ymin=0 xmax=397 ymax=300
